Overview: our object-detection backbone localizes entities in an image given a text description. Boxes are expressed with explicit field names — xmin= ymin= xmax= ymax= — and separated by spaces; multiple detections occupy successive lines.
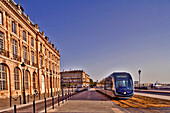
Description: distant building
xmin=0 ymin=0 xmax=60 ymax=98
xmin=60 ymin=70 xmax=90 ymax=88
xmin=134 ymin=81 xmax=139 ymax=86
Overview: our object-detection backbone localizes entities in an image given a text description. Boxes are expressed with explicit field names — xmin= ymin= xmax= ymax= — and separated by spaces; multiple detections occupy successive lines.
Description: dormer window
xmin=0 ymin=12 xmax=2 ymax=25
xmin=12 ymin=21 xmax=16 ymax=34
xmin=23 ymin=31 xmax=26 ymax=41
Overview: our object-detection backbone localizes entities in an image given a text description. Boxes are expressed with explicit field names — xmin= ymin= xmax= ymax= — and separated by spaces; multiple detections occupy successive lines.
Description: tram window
xmin=116 ymin=79 xmax=132 ymax=89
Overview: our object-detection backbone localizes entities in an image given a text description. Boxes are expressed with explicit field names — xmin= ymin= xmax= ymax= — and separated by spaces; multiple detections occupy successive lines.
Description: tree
xmin=90 ymin=79 xmax=94 ymax=86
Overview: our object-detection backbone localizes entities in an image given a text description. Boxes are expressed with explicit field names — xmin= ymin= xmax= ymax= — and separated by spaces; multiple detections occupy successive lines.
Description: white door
xmin=41 ymin=75 xmax=45 ymax=93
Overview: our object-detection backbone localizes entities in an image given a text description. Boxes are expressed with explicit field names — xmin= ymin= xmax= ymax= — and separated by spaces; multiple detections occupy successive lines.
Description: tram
xmin=97 ymin=72 xmax=134 ymax=99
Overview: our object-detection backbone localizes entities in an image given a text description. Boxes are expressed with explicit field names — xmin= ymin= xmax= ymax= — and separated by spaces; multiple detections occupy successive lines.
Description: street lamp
xmin=138 ymin=70 xmax=141 ymax=90
xmin=21 ymin=62 xmax=26 ymax=104
xmin=50 ymin=73 xmax=52 ymax=97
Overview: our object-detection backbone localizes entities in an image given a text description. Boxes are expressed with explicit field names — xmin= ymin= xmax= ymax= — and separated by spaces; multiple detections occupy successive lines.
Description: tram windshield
xmin=115 ymin=78 xmax=133 ymax=90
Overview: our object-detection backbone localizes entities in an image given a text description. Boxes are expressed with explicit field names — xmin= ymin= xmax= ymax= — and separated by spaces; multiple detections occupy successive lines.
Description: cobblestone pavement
xmin=48 ymin=88 xmax=125 ymax=113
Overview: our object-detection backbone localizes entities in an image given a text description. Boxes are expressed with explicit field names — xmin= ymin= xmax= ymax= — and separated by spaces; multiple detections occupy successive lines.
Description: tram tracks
xmin=112 ymin=95 xmax=170 ymax=108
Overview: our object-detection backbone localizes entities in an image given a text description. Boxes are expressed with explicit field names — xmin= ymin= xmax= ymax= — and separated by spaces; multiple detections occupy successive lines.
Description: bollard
xmin=58 ymin=95 xmax=60 ymax=106
xmin=33 ymin=100 xmax=35 ymax=113
xmin=52 ymin=96 xmax=54 ymax=109
xmin=27 ymin=95 xmax=29 ymax=103
xmin=10 ymin=96 xmax=12 ymax=107
xmin=14 ymin=105 xmax=16 ymax=113
xmin=34 ymin=94 xmax=35 ymax=101
xmin=19 ymin=95 xmax=21 ymax=105
xmin=44 ymin=98 xmax=46 ymax=113
xmin=44 ymin=93 xmax=45 ymax=99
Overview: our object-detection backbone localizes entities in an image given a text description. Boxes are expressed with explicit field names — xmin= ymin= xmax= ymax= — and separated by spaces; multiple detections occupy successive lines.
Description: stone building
xmin=60 ymin=70 xmax=90 ymax=88
xmin=0 ymin=0 xmax=60 ymax=98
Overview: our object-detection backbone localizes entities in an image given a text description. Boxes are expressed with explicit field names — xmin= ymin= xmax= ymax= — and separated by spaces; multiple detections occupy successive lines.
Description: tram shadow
xmin=96 ymin=89 xmax=132 ymax=100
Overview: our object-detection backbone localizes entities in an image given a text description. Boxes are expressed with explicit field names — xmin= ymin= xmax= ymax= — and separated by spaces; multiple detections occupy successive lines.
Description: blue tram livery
xmin=97 ymin=72 xmax=134 ymax=99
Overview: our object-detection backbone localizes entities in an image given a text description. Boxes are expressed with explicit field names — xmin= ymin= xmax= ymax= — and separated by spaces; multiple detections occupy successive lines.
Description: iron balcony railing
xmin=0 ymin=49 xmax=9 ymax=58
xmin=32 ymin=62 xmax=38 ymax=67
xmin=24 ymin=59 xmax=30 ymax=65
xmin=13 ymin=54 xmax=21 ymax=62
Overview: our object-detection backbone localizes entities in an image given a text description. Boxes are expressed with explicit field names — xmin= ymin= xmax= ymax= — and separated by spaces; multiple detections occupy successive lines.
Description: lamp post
xmin=50 ymin=73 xmax=52 ymax=97
xmin=138 ymin=70 xmax=141 ymax=90
xmin=21 ymin=62 xmax=26 ymax=104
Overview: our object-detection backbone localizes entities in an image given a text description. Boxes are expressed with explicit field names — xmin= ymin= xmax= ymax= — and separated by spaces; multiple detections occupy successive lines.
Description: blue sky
xmin=15 ymin=0 xmax=170 ymax=83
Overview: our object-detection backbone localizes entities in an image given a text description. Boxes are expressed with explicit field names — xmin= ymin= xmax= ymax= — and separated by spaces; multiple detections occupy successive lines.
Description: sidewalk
xmin=134 ymin=92 xmax=170 ymax=100
xmin=0 ymin=91 xmax=62 ymax=111
xmin=48 ymin=88 xmax=124 ymax=113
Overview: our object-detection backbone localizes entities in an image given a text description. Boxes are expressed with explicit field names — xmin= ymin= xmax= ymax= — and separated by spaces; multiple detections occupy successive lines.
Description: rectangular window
xmin=52 ymin=63 xmax=54 ymax=72
xmin=45 ymin=49 xmax=46 ymax=55
xmin=12 ymin=21 xmax=16 ymax=34
xmin=0 ymin=32 xmax=4 ymax=52
xmin=23 ymin=46 xmax=27 ymax=60
xmin=31 ymin=37 xmax=34 ymax=47
xmin=45 ymin=59 xmax=47 ymax=67
xmin=31 ymin=51 xmax=34 ymax=64
xmin=40 ymin=56 xmax=43 ymax=66
xmin=0 ymin=12 xmax=2 ymax=25
xmin=12 ymin=39 xmax=17 ymax=60
xmin=40 ymin=44 xmax=42 ymax=51
xmin=49 ymin=61 xmax=50 ymax=71
xmin=23 ymin=31 xmax=26 ymax=41
xmin=48 ymin=52 xmax=50 ymax=58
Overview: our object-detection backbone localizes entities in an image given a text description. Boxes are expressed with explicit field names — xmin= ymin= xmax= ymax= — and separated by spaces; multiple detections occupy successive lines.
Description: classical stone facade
xmin=0 ymin=0 xmax=60 ymax=98
xmin=60 ymin=70 xmax=90 ymax=88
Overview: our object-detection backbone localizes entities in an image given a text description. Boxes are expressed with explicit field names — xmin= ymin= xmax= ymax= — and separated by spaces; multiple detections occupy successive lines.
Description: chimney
xmin=52 ymin=44 xmax=54 ymax=48
xmin=45 ymin=36 xmax=48 ymax=41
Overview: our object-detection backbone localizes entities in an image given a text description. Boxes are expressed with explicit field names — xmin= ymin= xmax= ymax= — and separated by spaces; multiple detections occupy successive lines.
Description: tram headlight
xmin=124 ymin=92 xmax=127 ymax=94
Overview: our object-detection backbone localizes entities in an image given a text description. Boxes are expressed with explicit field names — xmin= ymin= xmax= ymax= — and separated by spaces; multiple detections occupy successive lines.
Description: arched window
xmin=0 ymin=11 xmax=2 ymax=25
xmin=0 ymin=64 xmax=7 ymax=90
xmin=25 ymin=71 xmax=29 ymax=89
xmin=14 ymin=67 xmax=20 ymax=90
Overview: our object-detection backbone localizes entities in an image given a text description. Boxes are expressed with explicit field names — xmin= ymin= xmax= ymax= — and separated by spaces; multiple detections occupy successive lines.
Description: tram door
xmin=41 ymin=75 xmax=45 ymax=93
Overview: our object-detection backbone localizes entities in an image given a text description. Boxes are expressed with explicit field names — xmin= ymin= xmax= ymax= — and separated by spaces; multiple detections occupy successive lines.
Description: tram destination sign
xmin=116 ymin=75 xmax=128 ymax=78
